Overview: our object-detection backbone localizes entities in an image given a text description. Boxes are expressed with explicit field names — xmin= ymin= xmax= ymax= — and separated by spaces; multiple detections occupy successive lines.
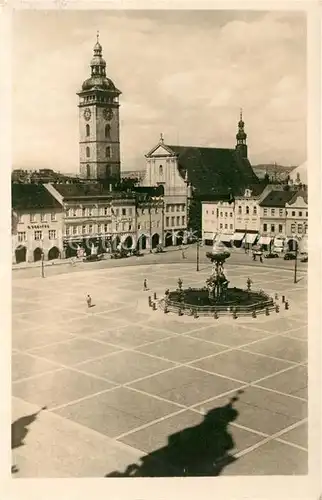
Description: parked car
xmin=284 ymin=252 xmax=297 ymax=260
xmin=83 ymin=254 xmax=104 ymax=262
xmin=154 ymin=244 xmax=165 ymax=253
xmin=110 ymin=249 xmax=129 ymax=259
xmin=264 ymin=252 xmax=279 ymax=259
xmin=300 ymin=254 xmax=308 ymax=263
xmin=130 ymin=249 xmax=143 ymax=257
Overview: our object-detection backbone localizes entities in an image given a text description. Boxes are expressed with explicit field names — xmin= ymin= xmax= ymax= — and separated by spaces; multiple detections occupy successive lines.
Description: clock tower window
xmin=106 ymin=146 xmax=111 ymax=158
xmin=86 ymin=124 xmax=90 ymax=137
xmin=86 ymin=147 xmax=90 ymax=158
xmin=86 ymin=164 xmax=90 ymax=178
xmin=105 ymin=124 xmax=111 ymax=139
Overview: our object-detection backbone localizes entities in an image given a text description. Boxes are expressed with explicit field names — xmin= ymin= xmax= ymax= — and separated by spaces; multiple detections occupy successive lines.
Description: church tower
xmin=77 ymin=34 xmax=121 ymax=181
xmin=235 ymin=109 xmax=248 ymax=159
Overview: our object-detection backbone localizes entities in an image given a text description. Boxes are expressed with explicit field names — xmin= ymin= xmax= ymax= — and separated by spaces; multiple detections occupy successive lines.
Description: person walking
xmin=181 ymin=248 xmax=186 ymax=259
xmin=143 ymin=279 xmax=148 ymax=291
xmin=259 ymin=254 xmax=263 ymax=263
xmin=86 ymin=294 xmax=92 ymax=308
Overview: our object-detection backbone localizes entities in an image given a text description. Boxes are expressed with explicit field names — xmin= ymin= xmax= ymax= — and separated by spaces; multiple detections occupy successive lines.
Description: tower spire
xmin=235 ymin=108 xmax=248 ymax=159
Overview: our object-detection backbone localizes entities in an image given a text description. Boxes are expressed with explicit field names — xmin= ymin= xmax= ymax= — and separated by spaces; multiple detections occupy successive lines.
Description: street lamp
xmin=294 ymin=241 xmax=298 ymax=284
xmin=41 ymin=249 xmax=45 ymax=278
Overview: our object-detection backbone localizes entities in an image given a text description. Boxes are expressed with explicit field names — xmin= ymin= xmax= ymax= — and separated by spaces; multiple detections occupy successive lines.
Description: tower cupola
xmin=235 ymin=108 xmax=248 ymax=159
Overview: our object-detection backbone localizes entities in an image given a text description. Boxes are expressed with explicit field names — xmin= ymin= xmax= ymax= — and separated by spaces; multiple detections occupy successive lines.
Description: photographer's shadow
xmin=106 ymin=391 xmax=243 ymax=477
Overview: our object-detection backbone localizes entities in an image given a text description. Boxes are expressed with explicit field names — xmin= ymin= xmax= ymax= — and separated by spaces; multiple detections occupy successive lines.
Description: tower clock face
xmin=83 ymin=108 xmax=91 ymax=121
xmin=103 ymin=108 xmax=113 ymax=121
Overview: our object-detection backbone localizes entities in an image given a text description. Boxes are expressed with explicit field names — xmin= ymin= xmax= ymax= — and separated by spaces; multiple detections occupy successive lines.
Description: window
xmin=72 ymin=226 xmax=77 ymax=235
xmin=219 ymin=223 xmax=223 ymax=229
xmin=238 ymin=206 xmax=242 ymax=215
xmin=225 ymin=212 xmax=228 ymax=218
xmin=182 ymin=204 xmax=186 ymax=211
xmin=304 ymin=224 xmax=308 ymax=234
xmin=291 ymin=223 xmax=296 ymax=233
xmin=299 ymin=211 xmax=302 ymax=217
xmin=82 ymin=225 xmax=86 ymax=234
xmin=224 ymin=224 xmax=228 ymax=229
xmin=166 ymin=205 xmax=170 ymax=213
xmin=30 ymin=213 xmax=36 ymax=223
xmin=211 ymin=210 xmax=214 ymax=215
xmin=49 ymin=230 xmax=56 ymax=240
xmin=40 ymin=213 xmax=46 ymax=222
xmin=181 ymin=216 xmax=185 ymax=226
xmin=128 ymin=208 xmax=132 ymax=216
xmin=171 ymin=216 xmax=175 ymax=226
xmin=271 ymin=224 xmax=275 ymax=233
xmin=176 ymin=216 xmax=180 ymax=225
xmin=271 ymin=209 xmax=275 ymax=216
xmin=122 ymin=208 xmax=126 ymax=216
xmin=115 ymin=223 xmax=119 ymax=231
xmin=298 ymin=224 xmax=303 ymax=234
xmin=86 ymin=124 xmax=90 ymax=137
xmin=306 ymin=211 xmax=308 ymax=217
xmin=230 ymin=224 xmax=233 ymax=230
xmin=166 ymin=217 xmax=169 ymax=226
xmin=278 ymin=224 xmax=283 ymax=233
xmin=34 ymin=230 xmax=42 ymax=240
xmin=88 ymin=207 xmax=93 ymax=217
xmin=292 ymin=211 xmax=296 ymax=217
xmin=88 ymin=224 xmax=93 ymax=233
xmin=138 ymin=223 xmax=141 ymax=230
xmin=176 ymin=205 xmax=180 ymax=212
xmin=103 ymin=207 xmax=108 ymax=216
xmin=86 ymin=164 xmax=90 ymax=178
xmin=246 ymin=206 xmax=249 ymax=215
xmin=106 ymin=146 xmax=111 ymax=158
xmin=171 ymin=205 xmax=174 ymax=212
xmin=159 ymin=165 xmax=163 ymax=176
xmin=141 ymin=208 xmax=144 ymax=215
xmin=220 ymin=212 xmax=223 ymax=217
xmin=263 ymin=223 xmax=267 ymax=232
xmin=18 ymin=232 xmax=26 ymax=242
xmin=105 ymin=124 xmax=111 ymax=139
xmin=82 ymin=207 xmax=86 ymax=217
xmin=73 ymin=208 xmax=77 ymax=217
xmin=129 ymin=224 xmax=132 ymax=231
xmin=86 ymin=146 xmax=90 ymax=158
xmin=65 ymin=226 xmax=70 ymax=236
xmin=263 ymin=208 xmax=268 ymax=216
xmin=279 ymin=209 xmax=283 ymax=217
xmin=122 ymin=222 xmax=126 ymax=231
xmin=205 ymin=210 xmax=208 ymax=215
xmin=253 ymin=206 xmax=257 ymax=215
xmin=17 ymin=214 xmax=23 ymax=223
xmin=230 ymin=212 xmax=233 ymax=217
xmin=115 ymin=208 xmax=119 ymax=217
xmin=51 ymin=213 xmax=56 ymax=222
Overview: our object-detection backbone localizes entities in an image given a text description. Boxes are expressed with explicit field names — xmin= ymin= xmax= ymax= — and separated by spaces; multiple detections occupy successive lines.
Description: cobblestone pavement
xmin=12 ymin=262 xmax=308 ymax=477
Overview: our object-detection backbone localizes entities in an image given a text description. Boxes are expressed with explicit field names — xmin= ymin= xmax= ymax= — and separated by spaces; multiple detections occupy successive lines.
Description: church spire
xmin=235 ymin=108 xmax=248 ymax=159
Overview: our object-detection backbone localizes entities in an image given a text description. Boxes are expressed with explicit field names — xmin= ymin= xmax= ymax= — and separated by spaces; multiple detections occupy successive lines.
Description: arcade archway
xmin=136 ymin=234 xmax=147 ymax=251
xmin=15 ymin=246 xmax=26 ymax=264
xmin=48 ymin=246 xmax=60 ymax=260
xmin=165 ymin=232 xmax=173 ymax=247
xmin=33 ymin=247 xmax=43 ymax=262
xmin=176 ymin=231 xmax=184 ymax=246
xmin=151 ymin=233 xmax=160 ymax=249
xmin=123 ymin=235 xmax=133 ymax=249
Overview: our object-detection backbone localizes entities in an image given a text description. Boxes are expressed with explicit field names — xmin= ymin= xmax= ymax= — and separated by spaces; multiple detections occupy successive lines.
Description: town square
xmin=12 ymin=250 xmax=308 ymax=477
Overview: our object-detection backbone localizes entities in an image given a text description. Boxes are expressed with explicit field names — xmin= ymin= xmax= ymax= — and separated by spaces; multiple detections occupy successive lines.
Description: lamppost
xmin=196 ymin=236 xmax=200 ymax=272
xmin=41 ymin=249 xmax=45 ymax=278
xmin=294 ymin=241 xmax=298 ymax=284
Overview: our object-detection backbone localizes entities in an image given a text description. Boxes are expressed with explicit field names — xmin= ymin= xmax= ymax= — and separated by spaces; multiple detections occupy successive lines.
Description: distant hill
xmin=252 ymin=164 xmax=297 ymax=180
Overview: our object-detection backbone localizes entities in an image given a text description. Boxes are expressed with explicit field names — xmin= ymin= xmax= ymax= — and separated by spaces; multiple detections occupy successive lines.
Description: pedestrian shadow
xmin=11 ymin=406 xmax=47 ymax=474
xmin=105 ymin=390 xmax=243 ymax=477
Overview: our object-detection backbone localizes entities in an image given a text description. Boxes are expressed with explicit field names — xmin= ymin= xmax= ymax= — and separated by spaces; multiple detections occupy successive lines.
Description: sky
xmin=12 ymin=10 xmax=307 ymax=172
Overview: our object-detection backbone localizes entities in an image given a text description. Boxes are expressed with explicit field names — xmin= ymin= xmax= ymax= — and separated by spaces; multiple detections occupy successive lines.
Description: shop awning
xmin=245 ymin=233 xmax=258 ymax=244
xmin=232 ymin=232 xmax=245 ymax=241
xmin=258 ymin=236 xmax=272 ymax=245
xmin=218 ymin=233 xmax=234 ymax=242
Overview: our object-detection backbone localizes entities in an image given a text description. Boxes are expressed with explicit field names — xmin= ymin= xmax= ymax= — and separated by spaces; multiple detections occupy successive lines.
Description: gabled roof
xmin=164 ymin=145 xmax=259 ymax=196
xmin=259 ymin=190 xmax=295 ymax=207
xmin=52 ymin=183 xmax=134 ymax=201
xmin=286 ymin=189 xmax=308 ymax=205
xmin=12 ymin=183 xmax=62 ymax=210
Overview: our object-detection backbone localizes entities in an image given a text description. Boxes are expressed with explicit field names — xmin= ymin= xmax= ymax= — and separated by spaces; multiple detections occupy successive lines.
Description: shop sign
xmin=27 ymin=224 xmax=50 ymax=229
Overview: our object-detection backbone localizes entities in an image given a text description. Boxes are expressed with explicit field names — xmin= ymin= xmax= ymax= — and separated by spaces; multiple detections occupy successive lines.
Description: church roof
xmin=164 ymin=145 xmax=259 ymax=196
xmin=12 ymin=183 xmax=62 ymax=210
xmin=52 ymin=183 xmax=134 ymax=200
xmin=286 ymin=189 xmax=308 ymax=205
